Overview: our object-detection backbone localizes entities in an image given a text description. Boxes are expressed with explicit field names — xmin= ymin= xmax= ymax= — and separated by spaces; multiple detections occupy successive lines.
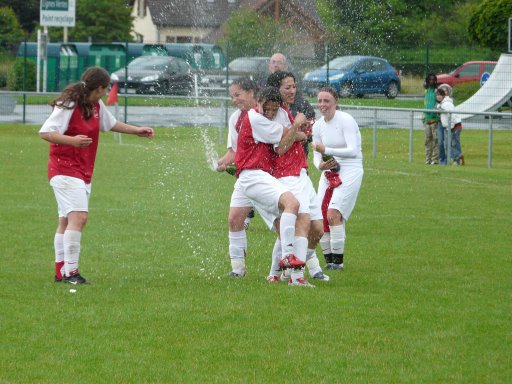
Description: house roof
xmin=147 ymin=0 xmax=242 ymax=28
xmin=145 ymin=0 xmax=324 ymax=31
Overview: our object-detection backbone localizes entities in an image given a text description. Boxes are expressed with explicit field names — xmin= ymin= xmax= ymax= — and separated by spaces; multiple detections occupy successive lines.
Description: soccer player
xmin=265 ymin=71 xmax=328 ymax=285
xmin=39 ymin=67 xmax=154 ymax=284
xmin=311 ymin=87 xmax=363 ymax=271
xmin=216 ymin=78 xmax=259 ymax=277
xmin=234 ymin=87 xmax=308 ymax=282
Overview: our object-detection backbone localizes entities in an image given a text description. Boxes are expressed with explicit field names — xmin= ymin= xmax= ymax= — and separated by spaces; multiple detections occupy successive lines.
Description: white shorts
xmin=317 ymin=164 xmax=363 ymax=221
xmin=278 ymin=169 xmax=322 ymax=221
xmin=236 ymin=169 xmax=288 ymax=230
xmin=50 ymin=175 xmax=91 ymax=218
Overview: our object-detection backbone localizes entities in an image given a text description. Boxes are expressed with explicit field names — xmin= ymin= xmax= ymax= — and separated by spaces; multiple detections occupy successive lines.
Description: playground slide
xmin=453 ymin=53 xmax=512 ymax=119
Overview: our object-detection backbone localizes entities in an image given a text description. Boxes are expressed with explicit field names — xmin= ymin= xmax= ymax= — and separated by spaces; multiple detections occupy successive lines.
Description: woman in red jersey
xmin=39 ymin=67 xmax=154 ymax=284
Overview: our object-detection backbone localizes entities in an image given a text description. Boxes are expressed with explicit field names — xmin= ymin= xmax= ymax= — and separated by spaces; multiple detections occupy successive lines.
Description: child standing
xmin=39 ymin=67 xmax=154 ymax=284
xmin=436 ymin=87 xmax=464 ymax=166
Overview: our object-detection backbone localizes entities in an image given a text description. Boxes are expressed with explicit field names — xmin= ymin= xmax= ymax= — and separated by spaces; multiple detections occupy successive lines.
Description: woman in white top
xmin=311 ymin=87 xmax=363 ymax=270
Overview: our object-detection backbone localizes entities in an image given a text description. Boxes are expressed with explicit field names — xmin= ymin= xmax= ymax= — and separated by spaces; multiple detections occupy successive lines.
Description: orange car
xmin=436 ymin=61 xmax=497 ymax=87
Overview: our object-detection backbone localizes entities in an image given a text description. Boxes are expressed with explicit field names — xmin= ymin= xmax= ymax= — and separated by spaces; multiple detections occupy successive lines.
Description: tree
xmin=219 ymin=9 xmax=289 ymax=60
xmin=468 ymin=0 xmax=512 ymax=51
xmin=0 ymin=7 xmax=25 ymax=53
xmin=0 ymin=0 xmax=39 ymax=34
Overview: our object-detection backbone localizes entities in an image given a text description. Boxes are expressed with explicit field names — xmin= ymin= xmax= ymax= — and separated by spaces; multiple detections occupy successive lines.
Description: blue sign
xmin=480 ymin=72 xmax=491 ymax=87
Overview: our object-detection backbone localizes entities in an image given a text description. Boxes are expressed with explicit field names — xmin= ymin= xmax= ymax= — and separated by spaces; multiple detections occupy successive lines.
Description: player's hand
xmin=320 ymin=158 xmax=337 ymax=170
xmin=137 ymin=127 xmax=154 ymax=138
xmin=73 ymin=135 xmax=93 ymax=148
xmin=216 ymin=160 xmax=227 ymax=172
xmin=294 ymin=113 xmax=307 ymax=127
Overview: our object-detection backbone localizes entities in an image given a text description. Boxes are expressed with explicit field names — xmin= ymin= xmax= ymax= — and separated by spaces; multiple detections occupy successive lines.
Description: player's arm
xmin=39 ymin=131 xmax=93 ymax=147
xmin=275 ymin=112 xmax=307 ymax=155
xmin=111 ymin=121 xmax=154 ymax=138
xmin=217 ymin=148 xmax=236 ymax=172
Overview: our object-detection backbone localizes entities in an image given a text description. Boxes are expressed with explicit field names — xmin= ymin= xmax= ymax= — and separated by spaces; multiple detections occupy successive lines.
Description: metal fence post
xmin=446 ymin=113 xmax=452 ymax=164
xmin=488 ymin=115 xmax=493 ymax=169
xmin=409 ymin=110 xmax=414 ymax=162
xmin=372 ymin=109 xmax=377 ymax=159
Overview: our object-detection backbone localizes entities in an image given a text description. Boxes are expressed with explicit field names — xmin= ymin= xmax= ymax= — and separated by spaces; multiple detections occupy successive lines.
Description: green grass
xmin=1 ymin=124 xmax=511 ymax=383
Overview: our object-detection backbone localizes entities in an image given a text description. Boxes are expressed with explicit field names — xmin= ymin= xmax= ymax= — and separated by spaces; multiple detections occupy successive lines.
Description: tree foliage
xmin=0 ymin=7 xmax=25 ymax=53
xmin=0 ymin=0 xmax=39 ymax=34
xmin=219 ymin=8 xmax=291 ymax=60
xmin=468 ymin=0 xmax=512 ymax=51
xmin=317 ymin=0 xmax=481 ymax=56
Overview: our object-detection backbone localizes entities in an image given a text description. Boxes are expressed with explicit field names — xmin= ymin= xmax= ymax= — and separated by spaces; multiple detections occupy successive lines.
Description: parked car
xmin=436 ymin=61 xmax=497 ymax=87
xmin=111 ymin=56 xmax=194 ymax=95
xmin=201 ymin=56 xmax=270 ymax=91
xmin=302 ymin=55 xmax=401 ymax=98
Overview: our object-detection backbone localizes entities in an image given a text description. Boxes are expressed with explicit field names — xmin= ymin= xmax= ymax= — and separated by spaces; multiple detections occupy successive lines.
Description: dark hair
xmin=230 ymin=77 xmax=259 ymax=93
xmin=319 ymin=87 xmax=338 ymax=101
xmin=424 ymin=73 xmax=437 ymax=89
xmin=257 ymin=86 xmax=282 ymax=104
xmin=436 ymin=87 xmax=447 ymax=97
xmin=266 ymin=71 xmax=295 ymax=88
xmin=50 ymin=67 xmax=111 ymax=120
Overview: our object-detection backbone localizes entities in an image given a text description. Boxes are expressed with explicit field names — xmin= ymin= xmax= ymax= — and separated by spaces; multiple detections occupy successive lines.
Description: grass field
xmin=1 ymin=124 xmax=511 ymax=383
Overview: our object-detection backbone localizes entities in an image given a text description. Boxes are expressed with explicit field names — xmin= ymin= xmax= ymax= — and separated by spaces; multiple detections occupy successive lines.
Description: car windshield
xmin=229 ymin=58 xmax=265 ymax=72
xmin=321 ymin=56 xmax=360 ymax=71
xmin=128 ymin=57 xmax=170 ymax=71
xmin=448 ymin=65 xmax=463 ymax=76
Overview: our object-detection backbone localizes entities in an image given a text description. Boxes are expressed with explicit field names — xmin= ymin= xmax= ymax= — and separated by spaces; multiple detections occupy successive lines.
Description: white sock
xmin=330 ymin=224 xmax=345 ymax=261
xmin=294 ymin=236 xmax=308 ymax=262
xmin=54 ymin=233 xmax=64 ymax=263
xmin=63 ymin=230 xmax=81 ymax=276
xmin=229 ymin=230 xmax=246 ymax=275
xmin=319 ymin=232 xmax=331 ymax=255
xmin=306 ymin=248 xmax=322 ymax=277
xmin=280 ymin=212 xmax=297 ymax=256
xmin=269 ymin=238 xmax=282 ymax=276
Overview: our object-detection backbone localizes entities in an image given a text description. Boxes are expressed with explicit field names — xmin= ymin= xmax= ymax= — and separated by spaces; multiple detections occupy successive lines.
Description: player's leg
xmin=228 ymin=205 xmax=253 ymax=277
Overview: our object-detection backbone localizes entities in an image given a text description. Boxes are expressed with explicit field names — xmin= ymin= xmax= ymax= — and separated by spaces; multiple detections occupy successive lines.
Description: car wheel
xmin=385 ymin=82 xmax=399 ymax=99
xmin=339 ymin=82 xmax=352 ymax=98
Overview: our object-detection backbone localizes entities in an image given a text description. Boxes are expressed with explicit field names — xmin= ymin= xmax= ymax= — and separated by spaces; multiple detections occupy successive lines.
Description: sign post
xmin=39 ymin=0 xmax=76 ymax=91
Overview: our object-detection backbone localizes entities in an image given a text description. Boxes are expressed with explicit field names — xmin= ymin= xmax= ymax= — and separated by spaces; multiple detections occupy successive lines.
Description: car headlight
xmin=141 ymin=74 xmax=159 ymax=82
xmin=329 ymin=73 xmax=345 ymax=81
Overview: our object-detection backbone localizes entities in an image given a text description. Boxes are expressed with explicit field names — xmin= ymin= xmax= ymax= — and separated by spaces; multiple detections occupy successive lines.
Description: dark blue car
xmin=303 ymin=55 xmax=401 ymax=99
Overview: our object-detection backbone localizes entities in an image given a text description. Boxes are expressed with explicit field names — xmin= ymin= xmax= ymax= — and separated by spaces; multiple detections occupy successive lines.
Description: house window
xmin=137 ymin=0 xmax=146 ymax=17
xmin=177 ymin=36 xmax=193 ymax=43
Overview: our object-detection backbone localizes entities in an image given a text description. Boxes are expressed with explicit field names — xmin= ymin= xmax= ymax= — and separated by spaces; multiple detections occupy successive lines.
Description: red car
xmin=436 ymin=61 xmax=497 ymax=87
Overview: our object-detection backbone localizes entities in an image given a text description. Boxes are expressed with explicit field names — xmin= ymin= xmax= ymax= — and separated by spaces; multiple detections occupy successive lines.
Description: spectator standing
xmin=422 ymin=73 xmax=439 ymax=165
xmin=436 ymin=87 xmax=464 ymax=166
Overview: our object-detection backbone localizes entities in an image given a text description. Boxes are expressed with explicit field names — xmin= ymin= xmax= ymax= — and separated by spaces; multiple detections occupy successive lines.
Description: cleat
xmin=288 ymin=277 xmax=315 ymax=287
xmin=279 ymin=254 xmax=305 ymax=270
xmin=280 ymin=269 xmax=291 ymax=282
xmin=63 ymin=273 xmax=88 ymax=285
xmin=325 ymin=263 xmax=335 ymax=270
xmin=227 ymin=271 xmax=245 ymax=278
xmin=331 ymin=263 xmax=344 ymax=271
xmin=312 ymin=271 xmax=330 ymax=281
xmin=266 ymin=275 xmax=280 ymax=283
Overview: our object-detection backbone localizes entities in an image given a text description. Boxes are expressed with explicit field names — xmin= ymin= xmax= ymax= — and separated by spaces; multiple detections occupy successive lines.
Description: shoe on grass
xmin=312 ymin=271 xmax=330 ymax=281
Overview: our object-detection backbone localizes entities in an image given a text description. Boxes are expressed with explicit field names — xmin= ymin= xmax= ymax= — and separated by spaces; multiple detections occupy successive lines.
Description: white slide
xmin=454 ymin=53 xmax=512 ymax=119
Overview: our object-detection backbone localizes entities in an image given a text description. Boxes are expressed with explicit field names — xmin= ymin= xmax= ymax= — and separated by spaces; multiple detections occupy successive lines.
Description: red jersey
xmin=47 ymin=104 xmax=101 ymax=183
xmin=234 ymin=108 xmax=284 ymax=177
xmin=272 ymin=107 xmax=308 ymax=178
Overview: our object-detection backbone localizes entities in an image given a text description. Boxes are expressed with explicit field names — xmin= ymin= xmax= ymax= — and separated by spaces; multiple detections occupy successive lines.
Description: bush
xmin=452 ymin=81 xmax=481 ymax=103
xmin=7 ymin=58 xmax=37 ymax=91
